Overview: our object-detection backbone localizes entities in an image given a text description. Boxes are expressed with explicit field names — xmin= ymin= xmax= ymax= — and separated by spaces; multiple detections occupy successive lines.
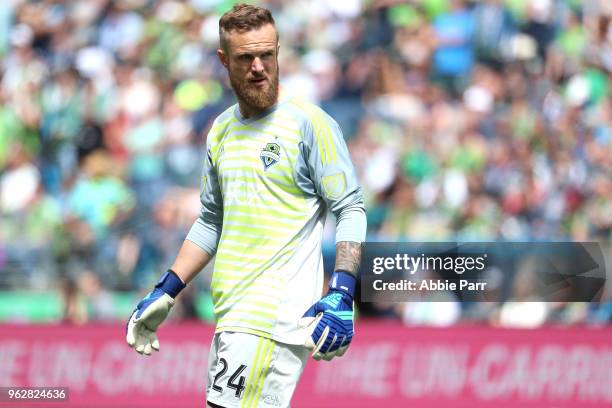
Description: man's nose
xmin=251 ymin=57 xmax=264 ymax=74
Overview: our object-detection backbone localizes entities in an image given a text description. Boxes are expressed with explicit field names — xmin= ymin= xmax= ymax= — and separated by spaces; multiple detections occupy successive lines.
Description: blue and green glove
xmin=301 ymin=271 xmax=356 ymax=361
xmin=126 ymin=270 xmax=185 ymax=355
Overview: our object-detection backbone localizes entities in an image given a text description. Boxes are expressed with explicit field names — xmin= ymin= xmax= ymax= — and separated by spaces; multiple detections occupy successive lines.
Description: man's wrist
xmin=155 ymin=269 xmax=186 ymax=298
xmin=328 ymin=270 xmax=357 ymax=299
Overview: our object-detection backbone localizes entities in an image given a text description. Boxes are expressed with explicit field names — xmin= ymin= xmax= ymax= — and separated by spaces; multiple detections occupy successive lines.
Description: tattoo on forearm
xmin=335 ymin=241 xmax=362 ymax=276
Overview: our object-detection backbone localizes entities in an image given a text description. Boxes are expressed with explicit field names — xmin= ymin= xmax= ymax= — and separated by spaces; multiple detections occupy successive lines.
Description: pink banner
xmin=1 ymin=322 xmax=611 ymax=407
xmin=295 ymin=322 xmax=612 ymax=408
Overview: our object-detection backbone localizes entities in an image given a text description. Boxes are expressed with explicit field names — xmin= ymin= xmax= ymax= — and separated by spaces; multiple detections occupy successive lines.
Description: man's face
xmin=218 ymin=24 xmax=279 ymax=113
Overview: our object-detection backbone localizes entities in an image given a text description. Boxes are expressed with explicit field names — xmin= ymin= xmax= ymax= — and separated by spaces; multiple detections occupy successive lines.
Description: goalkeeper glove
xmin=126 ymin=270 xmax=185 ymax=355
xmin=302 ymin=271 xmax=356 ymax=361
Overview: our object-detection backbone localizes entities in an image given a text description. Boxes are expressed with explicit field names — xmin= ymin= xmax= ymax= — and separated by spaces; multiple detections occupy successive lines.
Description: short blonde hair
xmin=219 ymin=3 xmax=277 ymax=51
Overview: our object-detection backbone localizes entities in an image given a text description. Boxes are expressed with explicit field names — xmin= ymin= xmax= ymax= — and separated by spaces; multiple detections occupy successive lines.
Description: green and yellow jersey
xmin=186 ymin=96 xmax=366 ymax=344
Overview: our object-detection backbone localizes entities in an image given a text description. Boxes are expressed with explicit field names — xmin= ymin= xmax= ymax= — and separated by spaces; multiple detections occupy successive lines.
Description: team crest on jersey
xmin=260 ymin=143 xmax=281 ymax=170
xmin=322 ymin=172 xmax=346 ymax=199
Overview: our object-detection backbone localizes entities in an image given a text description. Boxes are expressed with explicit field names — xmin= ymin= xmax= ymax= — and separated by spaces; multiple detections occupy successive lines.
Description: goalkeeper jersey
xmin=186 ymin=96 xmax=366 ymax=344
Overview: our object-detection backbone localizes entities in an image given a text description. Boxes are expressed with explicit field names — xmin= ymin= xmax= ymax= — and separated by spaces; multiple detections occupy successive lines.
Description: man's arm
xmin=170 ymin=240 xmax=214 ymax=284
xmin=125 ymin=210 xmax=220 ymax=355
xmin=175 ymin=130 xmax=224 ymax=283
xmin=296 ymin=102 xmax=366 ymax=360
xmin=127 ymin=128 xmax=223 ymax=355
xmin=125 ymin=236 xmax=215 ymax=355
xmin=335 ymin=241 xmax=362 ymax=277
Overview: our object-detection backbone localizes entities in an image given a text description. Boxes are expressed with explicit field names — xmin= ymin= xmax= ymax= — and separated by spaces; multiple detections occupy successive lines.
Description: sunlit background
xmin=0 ymin=0 xmax=611 ymax=407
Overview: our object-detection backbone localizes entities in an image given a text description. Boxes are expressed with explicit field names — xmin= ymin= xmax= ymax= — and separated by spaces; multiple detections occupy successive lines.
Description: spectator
xmin=431 ymin=0 xmax=475 ymax=94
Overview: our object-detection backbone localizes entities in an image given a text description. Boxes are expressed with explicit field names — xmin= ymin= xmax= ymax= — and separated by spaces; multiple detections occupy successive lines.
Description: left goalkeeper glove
xmin=126 ymin=270 xmax=185 ymax=355
xmin=301 ymin=271 xmax=356 ymax=361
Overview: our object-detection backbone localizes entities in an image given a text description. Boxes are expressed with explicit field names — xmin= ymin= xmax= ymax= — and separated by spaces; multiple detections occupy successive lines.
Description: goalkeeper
xmin=126 ymin=4 xmax=366 ymax=408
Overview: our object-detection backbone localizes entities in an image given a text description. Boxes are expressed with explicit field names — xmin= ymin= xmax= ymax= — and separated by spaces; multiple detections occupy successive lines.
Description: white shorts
xmin=206 ymin=331 xmax=309 ymax=408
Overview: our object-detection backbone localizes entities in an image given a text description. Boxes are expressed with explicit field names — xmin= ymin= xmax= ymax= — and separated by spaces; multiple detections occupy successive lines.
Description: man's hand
xmin=126 ymin=270 xmax=185 ymax=355
xmin=301 ymin=271 xmax=356 ymax=361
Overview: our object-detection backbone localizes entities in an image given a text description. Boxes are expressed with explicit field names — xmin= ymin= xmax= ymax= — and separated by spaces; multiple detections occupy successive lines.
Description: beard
xmin=229 ymin=65 xmax=279 ymax=112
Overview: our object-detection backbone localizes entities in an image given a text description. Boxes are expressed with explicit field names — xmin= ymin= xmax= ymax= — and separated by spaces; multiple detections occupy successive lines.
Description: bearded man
xmin=126 ymin=4 xmax=366 ymax=407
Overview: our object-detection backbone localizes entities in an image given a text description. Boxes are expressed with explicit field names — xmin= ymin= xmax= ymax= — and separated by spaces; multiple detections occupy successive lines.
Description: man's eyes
xmin=237 ymin=52 xmax=273 ymax=61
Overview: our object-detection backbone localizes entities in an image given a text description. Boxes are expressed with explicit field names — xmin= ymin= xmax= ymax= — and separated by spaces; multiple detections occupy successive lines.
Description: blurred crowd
xmin=0 ymin=0 xmax=610 ymax=326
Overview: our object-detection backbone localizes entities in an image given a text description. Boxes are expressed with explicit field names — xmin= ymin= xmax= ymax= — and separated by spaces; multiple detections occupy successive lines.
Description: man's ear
xmin=217 ymin=48 xmax=228 ymax=68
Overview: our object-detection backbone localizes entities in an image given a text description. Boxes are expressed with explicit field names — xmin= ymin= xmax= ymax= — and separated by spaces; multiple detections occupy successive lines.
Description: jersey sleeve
xmin=185 ymin=132 xmax=223 ymax=255
xmin=301 ymin=107 xmax=367 ymax=243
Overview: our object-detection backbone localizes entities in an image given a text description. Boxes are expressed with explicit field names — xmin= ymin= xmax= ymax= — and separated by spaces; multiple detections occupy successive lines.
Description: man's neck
xmin=238 ymin=99 xmax=278 ymax=119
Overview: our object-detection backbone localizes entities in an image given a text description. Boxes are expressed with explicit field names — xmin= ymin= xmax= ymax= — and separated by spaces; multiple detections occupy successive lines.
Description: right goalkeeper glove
xmin=126 ymin=270 xmax=185 ymax=355
xmin=301 ymin=271 xmax=356 ymax=361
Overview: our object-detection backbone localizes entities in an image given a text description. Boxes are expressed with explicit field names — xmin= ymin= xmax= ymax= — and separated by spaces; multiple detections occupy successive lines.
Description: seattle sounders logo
xmin=260 ymin=143 xmax=281 ymax=170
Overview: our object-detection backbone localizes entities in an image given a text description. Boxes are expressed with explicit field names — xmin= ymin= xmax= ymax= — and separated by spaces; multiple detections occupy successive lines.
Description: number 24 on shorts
xmin=212 ymin=358 xmax=247 ymax=398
